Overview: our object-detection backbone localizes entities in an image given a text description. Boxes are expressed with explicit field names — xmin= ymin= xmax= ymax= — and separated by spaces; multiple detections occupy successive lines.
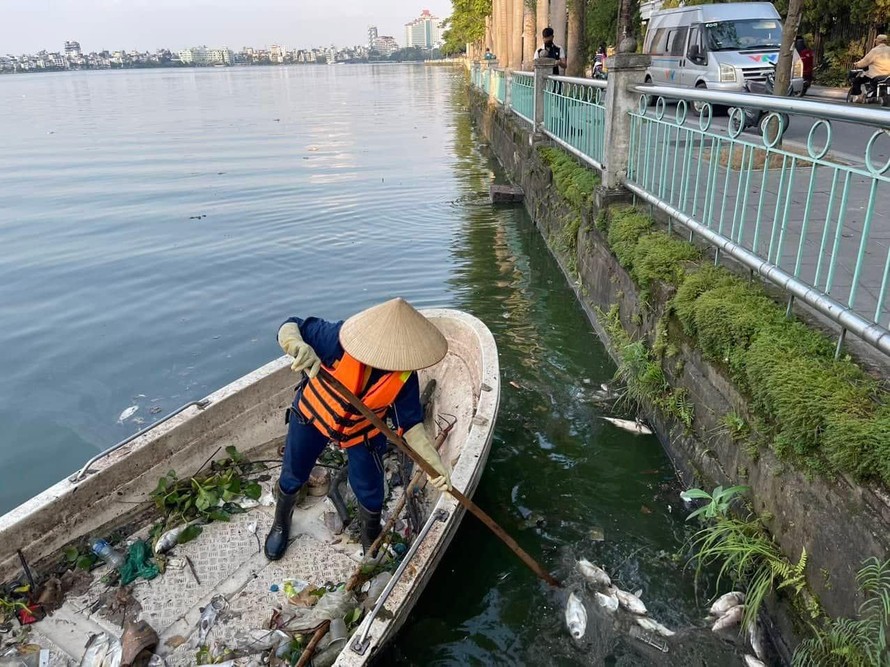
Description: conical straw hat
xmin=339 ymin=298 xmax=448 ymax=371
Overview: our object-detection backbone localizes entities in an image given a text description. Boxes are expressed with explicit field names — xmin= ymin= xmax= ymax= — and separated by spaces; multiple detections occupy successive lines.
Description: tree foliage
xmin=443 ymin=0 xmax=493 ymax=55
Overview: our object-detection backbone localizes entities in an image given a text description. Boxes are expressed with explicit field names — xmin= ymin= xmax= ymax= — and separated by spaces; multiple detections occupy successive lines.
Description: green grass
xmin=604 ymin=207 xmax=700 ymax=288
xmin=596 ymin=205 xmax=890 ymax=488
xmin=539 ymin=146 xmax=599 ymax=212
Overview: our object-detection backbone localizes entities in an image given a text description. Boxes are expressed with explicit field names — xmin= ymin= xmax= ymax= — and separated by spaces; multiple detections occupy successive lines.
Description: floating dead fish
xmin=710 ymin=591 xmax=745 ymax=616
xmin=743 ymin=655 xmax=767 ymax=667
xmin=117 ymin=406 xmax=138 ymax=423
xmin=565 ymin=592 xmax=588 ymax=640
xmin=635 ymin=616 xmax=676 ymax=637
xmin=613 ymin=587 xmax=647 ymax=615
xmin=595 ymin=590 xmax=619 ymax=613
xmin=197 ymin=595 xmax=227 ymax=645
xmin=577 ymin=559 xmax=611 ymax=588
xmin=712 ymin=604 xmax=744 ymax=632
xmin=602 ymin=417 xmax=653 ymax=435
xmin=154 ymin=522 xmax=197 ymax=555
xmin=748 ymin=622 xmax=765 ymax=660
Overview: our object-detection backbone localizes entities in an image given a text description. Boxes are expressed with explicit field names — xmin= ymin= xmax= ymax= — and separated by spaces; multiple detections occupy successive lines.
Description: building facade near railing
xmin=469 ymin=59 xmax=890 ymax=358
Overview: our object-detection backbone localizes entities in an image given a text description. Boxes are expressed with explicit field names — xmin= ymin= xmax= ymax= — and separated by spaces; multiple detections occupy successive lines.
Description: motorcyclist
xmin=795 ymin=36 xmax=814 ymax=95
xmin=851 ymin=34 xmax=890 ymax=102
xmin=593 ymin=43 xmax=607 ymax=78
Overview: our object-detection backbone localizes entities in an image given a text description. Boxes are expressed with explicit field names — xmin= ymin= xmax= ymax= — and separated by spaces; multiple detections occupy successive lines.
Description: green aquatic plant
xmin=793 ymin=557 xmax=890 ymax=667
xmin=150 ymin=446 xmax=264 ymax=530
xmin=680 ymin=484 xmax=749 ymax=522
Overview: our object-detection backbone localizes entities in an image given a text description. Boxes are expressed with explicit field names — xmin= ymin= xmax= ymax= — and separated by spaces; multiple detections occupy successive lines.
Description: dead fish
xmin=748 ymin=622 xmax=765 ymax=660
xmin=197 ymin=595 xmax=227 ymax=645
xmin=710 ymin=591 xmax=746 ymax=616
xmin=577 ymin=559 xmax=611 ymax=587
xmin=602 ymin=417 xmax=653 ymax=435
xmin=712 ymin=604 xmax=744 ymax=632
xmin=80 ymin=632 xmax=122 ymax=666
xmin=613 ymin=587 xmax=648 ymax=615
xmin=635 ymin=616 xmax=676 ymax=637
xmin=154 ymin=521 xmax=197 ymax=555
xmin=117 ymin=406 xmax=138 ymax=423
xmin=743 ymin=656 xmax=767 ymax=667
xmin=565 ymin=592 xmax=588 ymax=639
xmin=595 ymin=590 xmax=619 ymax=613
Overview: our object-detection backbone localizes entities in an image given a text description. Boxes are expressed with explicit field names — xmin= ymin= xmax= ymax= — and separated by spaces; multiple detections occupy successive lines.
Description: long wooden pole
xmin=318 ymin=368 xmax=561 ymax=588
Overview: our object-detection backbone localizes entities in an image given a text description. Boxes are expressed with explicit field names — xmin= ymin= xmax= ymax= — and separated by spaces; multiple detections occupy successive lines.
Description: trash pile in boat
xmin=563 ymin=557 xmax=770 ymax=666
xmin=0 ymin=442 xmax=440 ymax=666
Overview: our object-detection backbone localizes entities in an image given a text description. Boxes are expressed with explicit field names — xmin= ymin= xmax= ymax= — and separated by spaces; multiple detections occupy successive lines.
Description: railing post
xmin=505 ymin=70 xmax=512 ymax=111
xmin=601 ymin=51 xmax=650 ymax=189
xmin=534 ymin=58 xmax=556 ymax=134
xmin=488 ymin=61 xmax=499 ymax=106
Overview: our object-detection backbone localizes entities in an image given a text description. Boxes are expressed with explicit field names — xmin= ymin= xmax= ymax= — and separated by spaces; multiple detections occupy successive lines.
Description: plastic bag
xmin=284 ymin=590 xmax=357 ymax=633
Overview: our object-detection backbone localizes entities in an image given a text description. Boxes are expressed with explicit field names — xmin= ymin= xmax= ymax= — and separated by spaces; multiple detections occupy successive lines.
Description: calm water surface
xmin=0 ymin=65 xmax=743 ymax=664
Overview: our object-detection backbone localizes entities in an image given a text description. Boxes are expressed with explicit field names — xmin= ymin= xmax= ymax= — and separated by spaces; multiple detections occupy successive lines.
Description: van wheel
xmin=693 ymin=83 xmax=728 ymax=116
xmin=644 ymin=76 xmax=656 ymax=106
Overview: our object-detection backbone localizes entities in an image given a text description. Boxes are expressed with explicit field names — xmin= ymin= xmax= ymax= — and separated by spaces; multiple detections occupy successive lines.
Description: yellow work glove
xmin=278 ymin=322 xmax=321 ymax=378
xmin=404 ymin=423 xmax=451 ymax=492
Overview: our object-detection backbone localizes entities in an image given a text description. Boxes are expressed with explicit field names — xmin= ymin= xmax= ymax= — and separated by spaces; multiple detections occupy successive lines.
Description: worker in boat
xmin=264 ymin=297 xmax=452 ymax=561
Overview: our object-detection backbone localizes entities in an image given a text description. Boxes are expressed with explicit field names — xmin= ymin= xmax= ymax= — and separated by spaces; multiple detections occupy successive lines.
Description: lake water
xmin=0 ymin=65 xmax=745 ymax=664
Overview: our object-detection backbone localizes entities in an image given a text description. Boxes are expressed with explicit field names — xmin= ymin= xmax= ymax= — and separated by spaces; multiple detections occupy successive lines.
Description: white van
xmin=643 ymin=3 xmax=804 ymax=96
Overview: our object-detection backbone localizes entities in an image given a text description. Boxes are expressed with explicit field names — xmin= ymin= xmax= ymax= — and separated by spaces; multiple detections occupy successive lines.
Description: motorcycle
xmin=846 ymin=68 xmax=890 ymax=106
xmin=728 ymin=64 xmax=791 ymax=141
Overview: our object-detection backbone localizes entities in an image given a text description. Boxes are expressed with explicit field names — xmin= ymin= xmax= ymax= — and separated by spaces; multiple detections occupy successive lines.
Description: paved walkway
xmin=627 ymin=118 xmax=890 ymax=328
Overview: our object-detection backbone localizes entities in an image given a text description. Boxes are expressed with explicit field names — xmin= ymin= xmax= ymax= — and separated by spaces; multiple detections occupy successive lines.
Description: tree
xmin=513 ymin=0 xmax=525 ymax=67
xmin=524 ymin=2 xmax=538 ymax=66
xmin=774 ymin=0 xmax=804 ymax=96
xmin=566 ymin=0 xmax=586 ymax=75
xmin=552 ymin=0 xmax=567 ymax=52
xmin=499 ymin=0 xmax=509 ymax=63
xmin=616 ymin=0 xmax=636 ymax=46
xmin=586 ymin=0 xmax=619 ymax=53
xmin=441 ymin=0 xmax=492 ymax=55
xmin=537 ymin=0 xmax=550 ymax=40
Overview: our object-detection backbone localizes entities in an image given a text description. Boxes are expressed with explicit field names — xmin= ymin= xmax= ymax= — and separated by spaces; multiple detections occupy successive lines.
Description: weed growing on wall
xmin=539 ymin=147 xmax=599 ymax=212
xmin=598 ymin=203 xmax=890 ymax=488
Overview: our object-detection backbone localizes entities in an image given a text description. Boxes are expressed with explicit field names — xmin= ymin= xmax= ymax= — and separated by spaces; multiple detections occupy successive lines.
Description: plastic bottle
xmin=88 ymin=537 xmax=125 ymax=569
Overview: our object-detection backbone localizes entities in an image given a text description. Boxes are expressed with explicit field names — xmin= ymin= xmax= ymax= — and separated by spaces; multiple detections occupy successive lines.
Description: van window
xmin=704 ymin=19 xmax=782 ymax=51
xmin=667 ymin=27 xmax=689 ymax=56
xmin=649 ymin=27 xmax=669 ymax=54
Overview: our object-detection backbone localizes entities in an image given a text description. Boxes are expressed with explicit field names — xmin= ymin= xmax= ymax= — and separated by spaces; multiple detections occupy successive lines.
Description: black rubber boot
xmin=358 ymin=502 xmax=383 ymax=555
xmin=264 ymin=485 xmax=300 ymax=561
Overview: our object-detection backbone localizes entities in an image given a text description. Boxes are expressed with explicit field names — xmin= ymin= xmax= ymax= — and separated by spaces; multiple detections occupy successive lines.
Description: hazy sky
xmin=2 ymin=0 xmax=454 ymax=54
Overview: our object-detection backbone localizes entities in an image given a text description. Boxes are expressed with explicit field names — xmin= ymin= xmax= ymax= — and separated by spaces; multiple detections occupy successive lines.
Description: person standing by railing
xmin=534 ymin=27 xmax=566 ymax=75
xmin=535 ymin=27 xmax=573 ymax=137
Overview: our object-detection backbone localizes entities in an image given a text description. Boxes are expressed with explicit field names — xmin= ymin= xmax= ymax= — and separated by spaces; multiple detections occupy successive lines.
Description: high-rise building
xmin=270 ymin=45 xmax=285 ymax=64
xmin=404 ymin=9 xmax=442 ymax=49
xmin=373 ymin=36 xmax=400 ymax=56
xmin=368 ymin=26 xmax=379 ymax=49
xmin=64 ymin=41 xmax=82 ymax=57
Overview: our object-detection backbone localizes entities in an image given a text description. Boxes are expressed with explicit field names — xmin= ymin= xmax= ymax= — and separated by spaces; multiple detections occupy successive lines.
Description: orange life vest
xmin=297 ymin=352 xmax=410 ymax=448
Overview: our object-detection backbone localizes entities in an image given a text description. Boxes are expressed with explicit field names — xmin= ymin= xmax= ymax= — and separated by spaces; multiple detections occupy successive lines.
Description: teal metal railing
xmin=627 ymin=86 xmax=890 ymax=355
xmin=491 ymin=68 xmax=506 ymax=105
xmin=542 ymin=76 xmax=608 ymax=170
xmin=481 ymin=67 xmax=491 ymax=95
xmin=509 ymin=71 xmax=534 ymax=125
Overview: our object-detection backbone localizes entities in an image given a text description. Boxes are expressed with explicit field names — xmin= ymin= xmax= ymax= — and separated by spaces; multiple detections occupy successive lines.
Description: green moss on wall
xmin=598 ymin=204 xmax=890 ymax=488
xmin=539 ymin=147 xmax=600 ymax=212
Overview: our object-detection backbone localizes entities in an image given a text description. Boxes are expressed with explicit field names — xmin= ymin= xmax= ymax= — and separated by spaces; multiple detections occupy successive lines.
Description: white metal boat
xmin=0 ymin=309 xmax=500 ymax=666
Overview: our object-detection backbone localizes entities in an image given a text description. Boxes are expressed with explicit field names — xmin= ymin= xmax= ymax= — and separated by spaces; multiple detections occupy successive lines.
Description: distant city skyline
xmin=1 ymin=0 xmax=453 ymax=55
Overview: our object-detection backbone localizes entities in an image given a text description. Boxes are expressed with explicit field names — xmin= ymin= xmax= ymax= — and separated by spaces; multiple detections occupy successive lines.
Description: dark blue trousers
xmin=279 ymin=410 xmax=388 ymax=512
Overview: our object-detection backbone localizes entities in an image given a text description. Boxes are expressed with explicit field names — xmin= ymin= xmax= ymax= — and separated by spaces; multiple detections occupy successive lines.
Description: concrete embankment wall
xmin=468 ymin=88 xmax=890 ymax=649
